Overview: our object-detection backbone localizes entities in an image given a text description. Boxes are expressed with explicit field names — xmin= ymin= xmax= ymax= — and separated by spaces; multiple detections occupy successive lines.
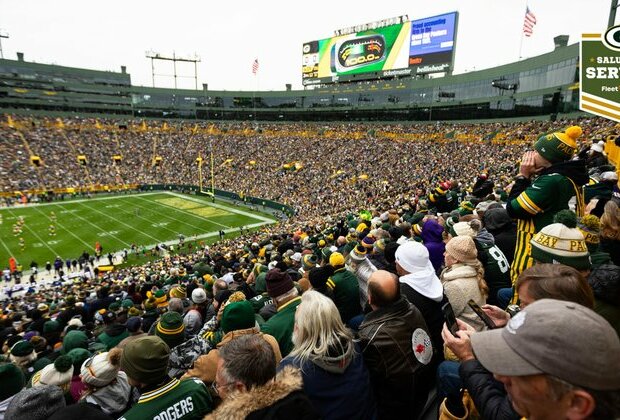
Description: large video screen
xmin=302 ymin=12 xmax=458 ymax=85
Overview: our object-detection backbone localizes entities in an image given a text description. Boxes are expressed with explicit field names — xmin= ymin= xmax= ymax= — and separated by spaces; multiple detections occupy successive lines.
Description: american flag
xmin=252 ymin=58 xmax=259 ymax=75
xmin=523 ymin=7 xmax=537 ymax=37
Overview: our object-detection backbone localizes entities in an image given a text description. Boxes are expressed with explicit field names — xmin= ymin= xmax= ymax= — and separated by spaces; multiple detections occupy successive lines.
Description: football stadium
xmin=0 ymin=1 xmax=619 ymax=419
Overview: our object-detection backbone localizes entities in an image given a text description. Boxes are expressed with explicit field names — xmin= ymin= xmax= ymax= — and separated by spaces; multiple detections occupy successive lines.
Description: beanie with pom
xmin=80 ymin=348 xmax=122 ymax=388
xmin=530 ymin=210 xmax=591 ymax=270
xmin=33 ymin=354 xmax=73 ymax=387
xmin=534 ymin=125 xmax=581 ymax=163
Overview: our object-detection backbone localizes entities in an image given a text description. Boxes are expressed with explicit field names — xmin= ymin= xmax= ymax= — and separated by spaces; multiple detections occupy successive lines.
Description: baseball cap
xmin=471 ymin=299 xmax=620 ymax=390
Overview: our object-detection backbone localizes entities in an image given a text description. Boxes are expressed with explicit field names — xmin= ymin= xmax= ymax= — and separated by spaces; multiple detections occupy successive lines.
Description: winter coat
xmin=440 ymin=264 xmax=487 ymax=331
xmin=358 ymin=297 xmax=434 ymax=420
xmin=600 ymin=238 xmax=620 ymax=267
xmin=83 ymin=371 xmax=132 ymax=416
xmin=483 ymin=208 xmax=517 ymax=266
xmin=261 ymin=297 xmax=301 ymax=357
xmin=421 ymin=219 xmax=446 ymax=273
xmin=279 ymin=341 xmax=376 ymax=420
xmin=204 ymin=366 xmax=319 ymax=420
xmin=459 ymin=359 xmax=520 ymax=420
xmin=183 ymin=326 xmax=281 ymax=384
xmin=168 ymin=335 xmax=212 ymax=379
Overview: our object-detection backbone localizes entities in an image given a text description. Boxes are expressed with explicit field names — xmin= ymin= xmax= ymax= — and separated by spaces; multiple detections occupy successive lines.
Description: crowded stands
xmin=0 ymin=114 xmax=619 ymax=419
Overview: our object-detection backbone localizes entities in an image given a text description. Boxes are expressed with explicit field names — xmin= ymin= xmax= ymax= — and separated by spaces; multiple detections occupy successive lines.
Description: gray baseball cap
xmin=471 ymin=299 xmax=620 ymax=390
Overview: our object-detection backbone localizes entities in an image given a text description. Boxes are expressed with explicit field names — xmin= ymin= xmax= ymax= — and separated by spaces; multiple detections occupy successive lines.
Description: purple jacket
xmin=421 ymin=220 xmax=445 ymax=273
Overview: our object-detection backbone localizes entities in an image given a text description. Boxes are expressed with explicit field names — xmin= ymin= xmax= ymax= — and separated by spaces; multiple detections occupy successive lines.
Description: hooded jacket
xmin=483 ymin=208 xmax=516 ymax=266
xmin=204 ymin=366 xmax=319 ymax=420
xmin=96 ymin=324 xmax=129 ymax=351
xmin=279 ymin=341 xmax=376 ymax=420
xmin=83 ymin=371 xmax=131 ymax=415
xmin=440 ymin=264 xmax=487 ymax=331
xmin=421 ymin=219 xmax=446 ymax=273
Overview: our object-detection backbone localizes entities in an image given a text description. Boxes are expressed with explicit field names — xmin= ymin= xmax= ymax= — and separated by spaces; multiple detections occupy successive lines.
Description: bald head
xmin=368 ymin=270 xmax=400 ymax=309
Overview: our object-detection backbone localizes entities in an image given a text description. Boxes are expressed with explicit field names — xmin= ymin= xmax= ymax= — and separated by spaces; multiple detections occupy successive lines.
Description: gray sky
xmin=0 ymin=0 xmax=612 ymax=91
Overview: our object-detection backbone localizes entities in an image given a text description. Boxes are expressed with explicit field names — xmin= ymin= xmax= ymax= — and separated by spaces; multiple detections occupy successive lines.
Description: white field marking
xmin=75 ymin=201 xmax=164 ymax=244
xmin=6 ymin=208 xmax=59 ymax=256
xmin=55 ymin=203 xmax=131 ymax=248
xmin=88 ymin=199 xmax=182 ymax=237
xmin=129 ymin=195 xmax=232 ymax=231
xmin=0 ymin=234 xmax=15 ymax=262
xmin=167 ymin=191 xmax=275 ymax=223
xmin=30 ymin=206 xmax=92 ymax=249
xmin=0 ymin=192 xmax=163 ymax=211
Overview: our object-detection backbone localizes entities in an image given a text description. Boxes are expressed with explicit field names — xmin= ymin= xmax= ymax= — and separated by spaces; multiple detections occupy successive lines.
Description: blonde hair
xmin=600 ymin=201 xmax=620 ymax=240
xmin=290 ymin=291 xmax=353 ymax=367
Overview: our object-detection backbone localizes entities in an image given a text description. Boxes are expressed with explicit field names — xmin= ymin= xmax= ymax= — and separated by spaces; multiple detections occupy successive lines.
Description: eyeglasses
xmin=210 ymin=380 xmax=232 ymax=396
xmin=84 ymin=355 xmax=97 ymax=377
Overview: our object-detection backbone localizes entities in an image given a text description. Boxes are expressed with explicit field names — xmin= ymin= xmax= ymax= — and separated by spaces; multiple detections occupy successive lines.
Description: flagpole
xmin=519 ymin=2 xmax=526 ymax=60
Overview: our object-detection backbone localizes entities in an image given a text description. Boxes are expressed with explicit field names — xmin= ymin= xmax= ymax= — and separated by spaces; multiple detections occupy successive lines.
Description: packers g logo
xmin=603 ymin=25 xmax=620 ymax=51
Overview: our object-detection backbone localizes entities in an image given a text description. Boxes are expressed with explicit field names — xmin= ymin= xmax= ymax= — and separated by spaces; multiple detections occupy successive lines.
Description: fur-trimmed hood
xmin=204 ymin=366 xmax=305 ymax=420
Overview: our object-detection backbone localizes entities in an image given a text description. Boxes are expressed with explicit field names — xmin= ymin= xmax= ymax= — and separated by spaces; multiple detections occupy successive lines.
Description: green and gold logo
xmin=580 ymin=25 xmax=620 ymax=122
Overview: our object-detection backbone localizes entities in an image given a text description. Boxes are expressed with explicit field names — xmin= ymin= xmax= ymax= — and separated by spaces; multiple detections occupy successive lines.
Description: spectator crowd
xmin=0 ymin=114 xmax=619 ymax=419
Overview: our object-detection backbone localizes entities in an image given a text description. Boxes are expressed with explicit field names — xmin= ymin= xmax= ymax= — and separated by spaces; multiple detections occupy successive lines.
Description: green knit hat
xmin=155 ymin=311 xmax=185 ymax=348
xmin=67 ymin=347 xmax=92 ymax=373
xmin=10 ymin=341 xmax=35 ymax=357
xmin=108 ymin=301 xmax=121 ymax=312
xmin=43 ymin=320 xmax=60 ymax=334
xmin=121 ymin=299 xmax=134 ymax=309
xmin=533 ymin=126 xmax=582 ymax=163
xmin=221 ymin=300 xmax=255 ymax=334
xmin=578 ymin=214 xmax=601 ymax=254
xmin=62 ymin=330 xmax=89 ymax=354
xmin=0 ymin=363 xmax=25 ymax=400
xmin=121 ymin=336 xmax=170 ymax=384
xmin=530 ymin=210 xmax=591 ymax=270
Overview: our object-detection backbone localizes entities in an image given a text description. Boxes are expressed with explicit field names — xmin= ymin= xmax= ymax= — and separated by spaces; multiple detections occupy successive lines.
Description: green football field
xmin=0 ymin=192 xmax=277 ymax=267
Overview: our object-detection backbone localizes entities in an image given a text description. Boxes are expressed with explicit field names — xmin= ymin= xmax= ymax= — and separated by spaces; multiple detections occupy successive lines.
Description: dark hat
xmin=265 ymin=269 xmax=294 ymax=298
xmin=308 ymin=265 xmax=334 ymax=290
xmin=121 ymin=336 xmax=170 ymax=385
xmin=221 ymin=301 xmax=255 ymax=334
xmin=66 ymin=347 xmax=92 ymax=373
xmin=43 ymin=320 xmax=60 ymax=333
xmin=5 ymin=385 xmax=66 ymax=420
xmin=49 ymin=402 xmax=112 ymax=420
xmin=121 ymin=298 xmax=134 ymax=309
xmin=0 ymin=363 xmax=25 ymax=401
xmin=155 ymin=312 xmax=185 ymax=348
xmin=126 ymin=316 xmax=143 ymax=333
xmin=62 ymin=330 xmax=88 ymax=354
xmin=10 ymin=340 xmax=34 ymax=357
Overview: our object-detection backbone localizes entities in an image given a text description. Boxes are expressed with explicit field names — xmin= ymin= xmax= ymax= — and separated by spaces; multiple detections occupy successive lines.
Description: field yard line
xmin=0 ymin=192 xmax=163 ymax=211
xmin=124 ymin=196 xmax=214 ymax=232
xmin=0 ymin=235 xmax=15 ymax=263
xmin=132 ymin=195 xmax=232 ymax=230
xmin=30 ymin=206 xmax=92 ymax=249
xmin=153 ymin=220 xmax=275 ymax=248
xmin=94 ymin=199 xmax=184 ymax=237
xmin=55 ymin=203 xmax=132 ymax=248
xmin=75 ymin=201 xmax=164 ymax=244
xmin=6 ymin=208 xmax=60 ymax=256
xmin=167 ymin=192 xmax=275 ymax=223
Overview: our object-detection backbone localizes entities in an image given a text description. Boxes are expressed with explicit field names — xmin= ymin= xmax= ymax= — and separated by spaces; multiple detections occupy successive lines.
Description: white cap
xmin=191 ymin=288 xmax=207 ymax=304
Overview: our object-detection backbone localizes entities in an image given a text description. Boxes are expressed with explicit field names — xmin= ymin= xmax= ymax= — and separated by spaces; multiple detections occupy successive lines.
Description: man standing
xmin=507 ymin=126 xmax=588 ymax=294
xmin=119 ymin=335 xmax=213 ymax=419
xmin=358 ymin=270 xmax=434 ymax=419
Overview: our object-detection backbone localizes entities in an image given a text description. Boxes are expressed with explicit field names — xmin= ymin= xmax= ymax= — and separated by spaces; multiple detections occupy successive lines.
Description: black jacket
xmin=358 ymin=297 xmax=434 ymax=420
xmin=459 ymin=359 xmax=520 ymax=420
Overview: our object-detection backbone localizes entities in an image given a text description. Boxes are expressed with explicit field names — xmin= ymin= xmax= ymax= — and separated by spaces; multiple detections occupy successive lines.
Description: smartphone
xmin=468 ymin=299 xmax=497 ymax=329
xmin=442 ymin=302 xmax=459 ymax=337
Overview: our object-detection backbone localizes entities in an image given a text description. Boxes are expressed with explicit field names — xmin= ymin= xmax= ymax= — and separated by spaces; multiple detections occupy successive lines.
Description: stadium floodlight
xmin=0 ymin=29 xmax=9 ymax=59
xmin=145 ymin=51 xmax=202 ymax=89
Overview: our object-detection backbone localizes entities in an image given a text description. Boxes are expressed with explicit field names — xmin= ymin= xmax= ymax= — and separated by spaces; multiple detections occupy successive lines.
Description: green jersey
xmin=120 ymin=377 xmax=213 ymax=420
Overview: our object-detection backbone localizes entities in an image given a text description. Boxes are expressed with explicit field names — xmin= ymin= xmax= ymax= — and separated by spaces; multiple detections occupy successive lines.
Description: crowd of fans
xmin=0 ymin=114 xmax=619 ymax=420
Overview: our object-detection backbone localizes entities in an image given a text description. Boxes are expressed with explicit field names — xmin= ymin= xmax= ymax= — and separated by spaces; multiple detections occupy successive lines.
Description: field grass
xmin=0 ymin=192 xmax=276 ymax=267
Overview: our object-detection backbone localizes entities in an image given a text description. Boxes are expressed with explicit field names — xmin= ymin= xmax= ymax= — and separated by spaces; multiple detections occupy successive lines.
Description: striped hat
xmin=530 ymin=211 xmax=591 ymax=270
xmin=534 ymin=126 xmax=581 ymax=163
xmin=155 ymin=312 xmax=185 ymax=348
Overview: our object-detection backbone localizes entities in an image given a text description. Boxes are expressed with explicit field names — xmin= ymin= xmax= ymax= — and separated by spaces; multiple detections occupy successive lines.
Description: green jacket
xmin=327 ymin=268 xmax=362 ymax=324
xmin=120 ymin=377 xmax=213 ymax=420
xmin=260 ymin=296 xmax=301 ymax=357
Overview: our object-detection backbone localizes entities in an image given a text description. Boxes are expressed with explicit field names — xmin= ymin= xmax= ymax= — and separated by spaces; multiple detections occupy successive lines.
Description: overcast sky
xmin=0 ymin=0 xmax=612 ymax=91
